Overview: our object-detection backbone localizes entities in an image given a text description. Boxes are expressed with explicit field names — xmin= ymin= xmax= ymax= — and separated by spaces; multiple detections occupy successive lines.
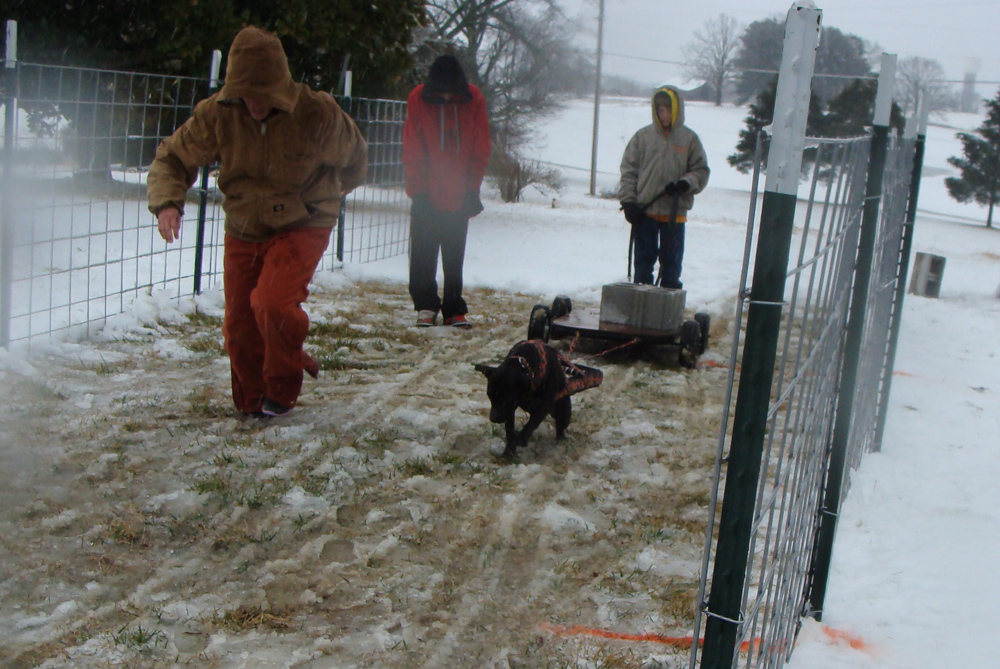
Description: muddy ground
xmin=0 ymin=282 xmax=732 ymax=668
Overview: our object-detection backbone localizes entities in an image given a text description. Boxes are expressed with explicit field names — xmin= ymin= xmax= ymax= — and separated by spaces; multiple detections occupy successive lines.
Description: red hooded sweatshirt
xmin=402 ymin=82 xmax=491 ymax=213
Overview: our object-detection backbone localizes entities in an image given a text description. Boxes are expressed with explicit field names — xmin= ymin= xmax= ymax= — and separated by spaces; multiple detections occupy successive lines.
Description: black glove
xmin=411 ymin=193 xmax=432 ymax=218
xmin=621 ymin=201 xmax=644 ymax=225
xmin=673 ymin=179 xmax=691 ymax=194
xmin=463 ymin=191 xmax=484 ymax=218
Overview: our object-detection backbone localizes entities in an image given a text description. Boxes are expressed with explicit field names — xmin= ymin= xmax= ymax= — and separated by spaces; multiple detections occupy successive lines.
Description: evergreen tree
xmin=946 ymin=88 xmax=1000 ymax=228
xmin=0 ymin=0 xmax=425 ymax=97
xmin=727 ymin=80 xmax=825 ymax=173
xmin=729 ymin=78 xmax=905 ymax=175
xmin=824 ymin=78 xmax=905 ymax=137
xmin=0 ymin=1 xmax=425 ymax=175
xmin=733 ymin=18 xmax=871 ymax=103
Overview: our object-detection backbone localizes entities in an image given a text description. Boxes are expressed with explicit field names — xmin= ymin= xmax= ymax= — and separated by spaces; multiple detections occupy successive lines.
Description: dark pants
xmin=633 ymin=216 xmax=685 ymax=289
xmin=408 ymin=203 xmax=470 ymax=318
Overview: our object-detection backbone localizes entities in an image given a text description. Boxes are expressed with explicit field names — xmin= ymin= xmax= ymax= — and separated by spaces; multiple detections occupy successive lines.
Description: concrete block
xmin=908 ymin=252 xmax=946 ymax=298
xmin=599 ymin=283 xmax=685 ymax=332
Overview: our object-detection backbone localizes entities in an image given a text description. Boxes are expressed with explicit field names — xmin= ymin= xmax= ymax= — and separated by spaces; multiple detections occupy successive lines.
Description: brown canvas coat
xmin=618 ymin=85 xmax=710 ymax=220
xmin=147 ymin=27 xmax=368 ymax=243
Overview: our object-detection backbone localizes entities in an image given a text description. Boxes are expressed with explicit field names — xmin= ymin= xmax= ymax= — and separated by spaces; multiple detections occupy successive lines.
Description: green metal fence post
xmin=808 ymin=53 xmax=897 ymax=619
xmin=336 ymin=71 xmax=352 ymax=264
xmin=873 ymin=101 xmax=928 ymax=449
xmin=192 ymin=49 xmax=222 ymax=296
xmin=1 ymin=20 xmax=17 ymax=348
xmin=700 ymin=5 xmax=822 ymax=666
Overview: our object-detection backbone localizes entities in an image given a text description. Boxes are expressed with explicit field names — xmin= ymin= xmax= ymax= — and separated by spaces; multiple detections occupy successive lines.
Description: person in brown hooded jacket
xmin=147 ymin=26 xmax=368 ymax=418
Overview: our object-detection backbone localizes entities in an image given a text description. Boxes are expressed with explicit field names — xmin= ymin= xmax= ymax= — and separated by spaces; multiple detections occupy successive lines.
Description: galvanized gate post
xmin=192 ymin=49 xmax=222 ymax=295
xmin=699 ymin=4 xmax=821 ymax=666
xmin=808 ymin=53 xmax=897 ymax=619
xmin=0 ymin=20 xmax=17 ymax=348
xmin=873 ymin=100 xmax=929 ymax=448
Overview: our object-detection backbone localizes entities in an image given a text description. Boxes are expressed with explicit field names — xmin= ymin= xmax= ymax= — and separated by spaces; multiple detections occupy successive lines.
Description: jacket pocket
xmin=262 ymin=194 xmax=311 ymax=230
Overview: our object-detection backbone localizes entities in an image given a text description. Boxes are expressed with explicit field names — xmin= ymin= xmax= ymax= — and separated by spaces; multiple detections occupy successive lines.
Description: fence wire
xmin=1 ymin=60 xmax=409 ymax=346
xmin=693 ymin=128 xmax=917 ymax=668
xmin=326 ymin=97 xmax=409 ymax=269
xmin=842 ymin=135 xmax=916 ymax=477
xmin=1 ymin=63 xmax=219 ymax=343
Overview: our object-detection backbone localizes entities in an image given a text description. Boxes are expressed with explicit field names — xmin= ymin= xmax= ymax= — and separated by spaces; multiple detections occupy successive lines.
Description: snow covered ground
xmin=0 ymin=96 xmax=997 ymax=667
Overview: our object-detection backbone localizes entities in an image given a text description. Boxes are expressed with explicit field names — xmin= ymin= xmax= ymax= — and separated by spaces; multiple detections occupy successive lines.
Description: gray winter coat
xmin=618 ymin=85 xmax=710 ymax=219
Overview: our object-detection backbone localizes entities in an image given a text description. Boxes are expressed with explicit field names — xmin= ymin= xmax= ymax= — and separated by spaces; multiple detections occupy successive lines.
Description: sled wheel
xmin=551 ymin=295 xmax=573 ymax=320
xmin=695 ymin=312 xmax=711 ymax=355
xmin=679 ymin=319 xmax=701 ymax=369
xmin=527 ymin=304 xmax=551 ymax=342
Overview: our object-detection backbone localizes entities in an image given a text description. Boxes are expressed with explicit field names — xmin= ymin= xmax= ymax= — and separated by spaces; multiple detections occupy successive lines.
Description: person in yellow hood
xmin=147 ymin=26 xmax=368 ymax=418
xmin=618 ymin=85 xmax=709 ymax=289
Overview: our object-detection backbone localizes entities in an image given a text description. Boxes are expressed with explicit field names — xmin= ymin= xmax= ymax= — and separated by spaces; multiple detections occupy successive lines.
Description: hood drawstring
xmin=437 ymin=104 xmax=462 ymax=153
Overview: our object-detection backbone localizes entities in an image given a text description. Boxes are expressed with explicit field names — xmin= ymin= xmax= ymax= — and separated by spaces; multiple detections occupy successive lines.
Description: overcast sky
xmin=564 ymin=0 xmax=1000 ymax=96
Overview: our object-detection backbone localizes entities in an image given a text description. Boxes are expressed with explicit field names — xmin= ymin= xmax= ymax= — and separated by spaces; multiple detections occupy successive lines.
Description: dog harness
xmin=510 ymin=340 xmax=603 ymax=400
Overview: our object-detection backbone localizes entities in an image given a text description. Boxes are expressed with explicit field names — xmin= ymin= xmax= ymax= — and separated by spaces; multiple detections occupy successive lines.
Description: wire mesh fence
xmin=841 ymin=135 xmax=916 ymax=476
xmin=0 ymin=62 xmax=221 ymax=344
xmin=0 ymin=58 xmax=409 ymax=346
xmin=692 ymin=128 xmax=917 ymax=668
xmin=327 ymin=96 xmax=409 ymax=269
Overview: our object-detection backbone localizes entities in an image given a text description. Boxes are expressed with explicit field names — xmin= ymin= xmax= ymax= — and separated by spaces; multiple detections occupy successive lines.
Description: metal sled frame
xmin=526 ymin=296 xmax=710 ymax=368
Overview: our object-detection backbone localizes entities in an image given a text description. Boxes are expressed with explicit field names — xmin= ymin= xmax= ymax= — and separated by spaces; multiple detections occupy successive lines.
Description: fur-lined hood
xmin=219 ymin=27 xmax=300 ymax=113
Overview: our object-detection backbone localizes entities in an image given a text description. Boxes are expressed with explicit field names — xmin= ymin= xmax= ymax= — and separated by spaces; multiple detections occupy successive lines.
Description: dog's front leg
xmin=503 ymin=416 xmax=519 ymax=458
xmin=516 ymin=410 xmax=548 ymax=448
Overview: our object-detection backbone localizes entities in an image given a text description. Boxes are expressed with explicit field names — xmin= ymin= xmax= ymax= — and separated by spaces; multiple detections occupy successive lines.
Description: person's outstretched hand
xmin=157 ymin=207 xmax=181 ymax=243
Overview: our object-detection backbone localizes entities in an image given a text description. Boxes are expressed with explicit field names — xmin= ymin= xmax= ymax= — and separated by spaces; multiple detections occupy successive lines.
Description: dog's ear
xmin=474 ymin=363 xmax=496 ymax=378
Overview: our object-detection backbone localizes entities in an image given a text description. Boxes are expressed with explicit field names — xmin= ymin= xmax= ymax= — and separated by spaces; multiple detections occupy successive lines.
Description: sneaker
xmin=443 ymin=314 xmax=472 ymax=329
xmin=261 ymin=398 xmax=293 ymax=417
xmin=416 ymin=310 xmax=437 ymax=327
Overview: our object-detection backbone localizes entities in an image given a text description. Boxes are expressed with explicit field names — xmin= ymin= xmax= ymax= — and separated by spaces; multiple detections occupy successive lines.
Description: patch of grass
xmin=659 ymin=578 xmax=700 ymax=623
xmin=192 ymin=472 xmax=230 ymax=496
xmin=212 ymin=604 xmax=292 ymax=631
xmin=102 ymin=510 xmax=148 ymax=548
xmin=110 ymin=623 xmax=167 ymax=650
xmin=120 ymin=419 xmax=150 ymax=433
xmin=352 ymin=428 xmax=397 ymax=459
xmin=187 ymin=310 xmax=223 ymax=329
xmin=185 ymin=386 xmax=231 ymax=419
xmin=397 ymin=458 xmax=432 ymax=477
xmin=292 ymin=513 xmax=317 ymax=532
xmin=435 ymin=452 xmax=464 ymax=467
xmin=293 ymin=472 xmax=330 ymax=496
xmin=92 ymin=355 xmax=132 ymax=376
xmin=185 ymin=335 xmax=226 ymax=356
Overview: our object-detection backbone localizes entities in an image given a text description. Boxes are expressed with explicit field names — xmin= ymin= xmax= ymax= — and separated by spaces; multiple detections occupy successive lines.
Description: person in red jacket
xmin=402 ymin=55 xmax=491 ymax=328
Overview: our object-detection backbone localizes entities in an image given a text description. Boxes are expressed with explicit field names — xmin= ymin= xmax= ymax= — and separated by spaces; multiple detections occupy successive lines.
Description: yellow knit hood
xmin=651 ymin=85 xmax=684 ymax=132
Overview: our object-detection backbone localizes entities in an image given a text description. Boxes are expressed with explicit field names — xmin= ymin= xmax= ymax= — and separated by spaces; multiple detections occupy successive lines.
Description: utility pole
xmin=589 ymin=0 xmax=605 ymax=196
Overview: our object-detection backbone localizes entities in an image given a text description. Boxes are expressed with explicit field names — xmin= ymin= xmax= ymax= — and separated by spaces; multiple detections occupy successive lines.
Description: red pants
xmin=222 ymin=227 xmax=331 ymax=413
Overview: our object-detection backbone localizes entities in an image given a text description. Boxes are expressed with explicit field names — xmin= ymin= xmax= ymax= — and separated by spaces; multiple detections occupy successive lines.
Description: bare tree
xmin=684 ymin=14 xmax=742 ymax=106
xmin=421 ymin=0 xmax=583 ymax=200
xmin=422 ymin=0 xmax=581 ymax=146
xmin=896 ymin=56 xmax=953 ymax=115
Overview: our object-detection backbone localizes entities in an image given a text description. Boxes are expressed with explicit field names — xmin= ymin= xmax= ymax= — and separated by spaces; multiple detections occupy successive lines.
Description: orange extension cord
xmin=540 ymin=622 xmax=871 ymax=654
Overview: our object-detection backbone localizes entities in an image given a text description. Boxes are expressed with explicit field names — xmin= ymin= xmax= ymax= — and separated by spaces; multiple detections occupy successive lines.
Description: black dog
xmin=475 ymin=340 xmax=602 ymax=458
